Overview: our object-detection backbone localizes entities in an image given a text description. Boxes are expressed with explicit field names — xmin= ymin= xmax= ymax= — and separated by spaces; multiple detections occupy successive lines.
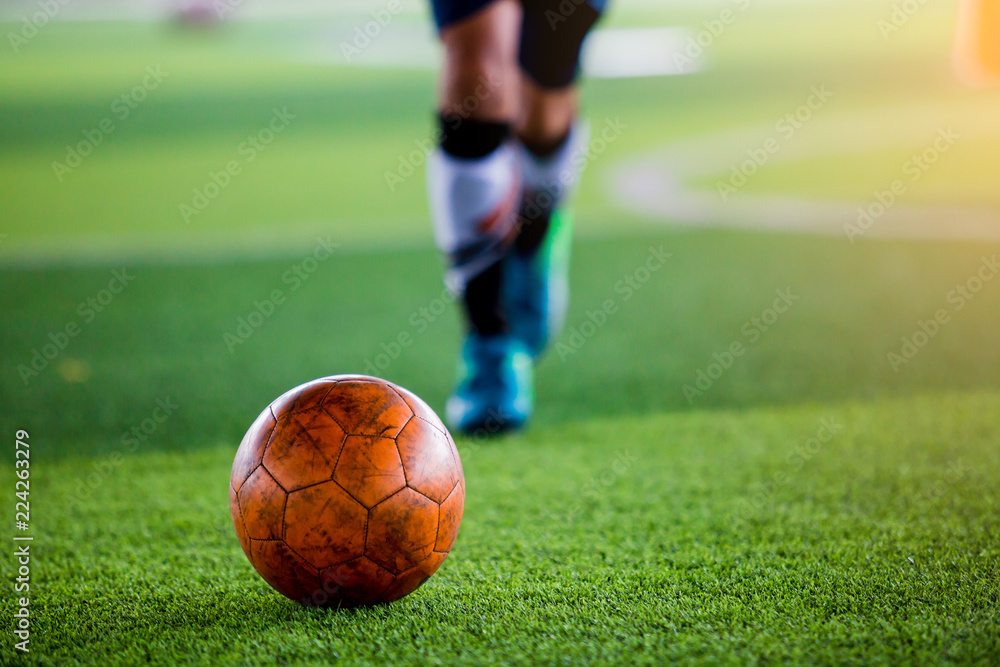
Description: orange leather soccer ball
xmin=229 ymin=375 xmax=465 ymax=607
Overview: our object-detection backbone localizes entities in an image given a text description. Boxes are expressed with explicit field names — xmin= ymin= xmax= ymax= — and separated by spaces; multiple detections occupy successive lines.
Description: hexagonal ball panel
xmin=333 ymin=436 xmax=407 ymax=508
xmin=320 ymin=556 xmax=395 ymax=607
xmin=284 ymin=480 xmax=367 ymax=570
xmin=284 ymin=379 xmax=337 ymax=416
xmin=389 ymin=382 xmax=464 ymax=483
xmin=322 ymin=380 xmax=412 ymax=437
xmin=263 ymin=411 xmax=344 ymax=491
xmin=231 ymin=407 xmax=276 ymax=492
xmin=237 ymin=466 xmax=286 ymax=541
xmin=389 ymin=382 xmax=444 ymax=428
xmin=365 ymin=487 xmax=439 ymax=574
xmin=250 ymin=539 xmax=321 ymax=604
xmin=396 ymin=417 xmax=460 ymax=503
xmin=380 ymin=552 xmax=448 ymax=604
xmin=436 ymin=481 xmax=464 ymax=553
xmin=268 ymin=378 xmax=336 ymax=419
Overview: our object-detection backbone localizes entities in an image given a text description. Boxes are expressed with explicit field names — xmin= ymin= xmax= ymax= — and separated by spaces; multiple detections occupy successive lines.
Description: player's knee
xmin=518 ymin=84 xmax=576 ymax=150
xmin=444 ymin=51 xmax=517 ymax=114
xmin=519 ymin=1 xmax=603 ymax=89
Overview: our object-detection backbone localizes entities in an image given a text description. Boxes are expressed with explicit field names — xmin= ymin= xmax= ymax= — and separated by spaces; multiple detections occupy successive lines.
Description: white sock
xmin=427 ymin=142 xmax=522 ymax=290
xmin=515 ymin=121 xmax=590 ymax=219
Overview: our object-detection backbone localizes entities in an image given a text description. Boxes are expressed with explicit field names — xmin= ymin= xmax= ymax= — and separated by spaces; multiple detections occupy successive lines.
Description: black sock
xmin=514 ymin=197 xmax=551 ymax=255
xmin=462 ymin=259 xmax=506 ymax=336
xmin=439 ymin=113 xmax=511 ymax=159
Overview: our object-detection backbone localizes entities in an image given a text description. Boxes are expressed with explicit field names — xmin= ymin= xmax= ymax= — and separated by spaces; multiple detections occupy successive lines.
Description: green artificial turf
xmin=2 ymin=230 xmax=1000 ymax=460
xmin=1 ymin=229 xmax=999 ymax=665
xmin=1 ymin=394 xmax=998 ymax=665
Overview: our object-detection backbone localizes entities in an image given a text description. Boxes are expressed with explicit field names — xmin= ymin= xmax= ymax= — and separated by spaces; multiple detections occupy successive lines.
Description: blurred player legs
xmin=427 ymin=0 xmax=604 ymax=434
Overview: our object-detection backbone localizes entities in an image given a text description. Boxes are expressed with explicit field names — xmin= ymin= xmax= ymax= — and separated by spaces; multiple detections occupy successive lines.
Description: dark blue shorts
xmin=431 ymin=0 xmax=609 ymax=88
xmin=431 ymin=0 xmax=608 ymax=30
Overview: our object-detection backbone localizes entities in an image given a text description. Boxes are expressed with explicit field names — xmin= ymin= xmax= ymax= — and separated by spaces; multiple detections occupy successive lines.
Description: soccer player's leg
xmin=506 ymin=0 xmax=606 ymax=359
xmin=954 ymin=0 xmax=1000 ymax=87
xmin=428 ymin=0 xmax=533 ymax=434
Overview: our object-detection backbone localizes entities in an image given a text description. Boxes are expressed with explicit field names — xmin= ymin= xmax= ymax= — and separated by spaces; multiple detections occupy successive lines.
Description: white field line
xmin=5 ymin=103 xmax=999 ymax=269
xmin=608 ymin=104 xmax=1000 ymax=241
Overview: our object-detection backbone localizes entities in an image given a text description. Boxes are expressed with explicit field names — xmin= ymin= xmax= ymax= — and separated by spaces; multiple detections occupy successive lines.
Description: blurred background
xmin=1 ymin=0 xmax=999 ymax=458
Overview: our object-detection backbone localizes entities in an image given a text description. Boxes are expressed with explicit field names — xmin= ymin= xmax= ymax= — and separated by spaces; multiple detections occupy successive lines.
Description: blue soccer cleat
xmin=502 ymin=207 xmax=574 ymax=359
xmin=445 ymin=333 xmax=534 ymax=436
